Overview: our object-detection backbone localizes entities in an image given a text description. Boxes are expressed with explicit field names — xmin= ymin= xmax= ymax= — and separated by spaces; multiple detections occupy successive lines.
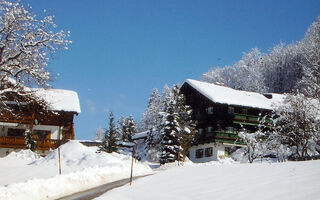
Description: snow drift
xmin=0 ymin=141 xmax=152 ymax=200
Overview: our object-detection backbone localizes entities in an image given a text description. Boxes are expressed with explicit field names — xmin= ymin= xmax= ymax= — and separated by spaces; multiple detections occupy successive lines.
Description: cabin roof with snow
xmin=33 ymin=88 xmax=81 ymax=114
xmin=132 ymin=130 xmax=149 ymax=140
xmin=183 ymin=79 xmax=285 ymax=110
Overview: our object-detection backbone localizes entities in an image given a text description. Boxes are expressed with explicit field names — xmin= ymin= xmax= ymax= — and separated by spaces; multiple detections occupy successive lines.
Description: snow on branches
xmin=0 ymin=1 xmax=70 ymax=111
xmin=272 ymin=93 xmax=320 ymax=159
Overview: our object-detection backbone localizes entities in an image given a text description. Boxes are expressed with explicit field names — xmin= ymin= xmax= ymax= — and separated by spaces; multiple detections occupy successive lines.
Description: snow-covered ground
xmin=0 ymin=141 xmax=152 ymax=200
xmin=96 ymin=159 xmax=320 ymax=200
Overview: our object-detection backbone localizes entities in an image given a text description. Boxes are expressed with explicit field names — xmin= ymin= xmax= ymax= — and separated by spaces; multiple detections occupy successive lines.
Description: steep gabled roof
xmin=183 ymin=79 xmax=285 ymax=110
xmin=33 ymin=88 xmax=81 ymax=114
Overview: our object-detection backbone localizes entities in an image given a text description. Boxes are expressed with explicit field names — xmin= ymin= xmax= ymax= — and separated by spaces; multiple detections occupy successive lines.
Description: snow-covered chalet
xmin=180 ymin=79 xmax=284 ymax=163
xmin=0 ymin=88 xmax=81 ymax=157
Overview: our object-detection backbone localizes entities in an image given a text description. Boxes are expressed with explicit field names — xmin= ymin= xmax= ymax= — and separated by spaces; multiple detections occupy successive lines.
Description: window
xmin=207 ymin=126 xmax=213 ymax=133
xmin=34 ymin=130 xmax=51 ymax=139
xmin=242 ymin=108 xmax=248 ymax=115
xmin=195 ymin=149 xmax=204 ymax=158
xmin=7 ymin=128 xmax=25 ymax=137
xmin=228 ymin=106 xmax=234 ymax=114
xmin=206 ymin=107 xmax=214 ymax=114
xmin=205 ymin=147 xmax=213 ymax=157
xmin=226 ymin=127 xmax=234 ymax=133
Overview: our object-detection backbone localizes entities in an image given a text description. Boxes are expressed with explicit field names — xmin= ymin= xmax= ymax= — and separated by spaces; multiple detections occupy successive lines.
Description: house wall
xmin=189 ymin=143 xmax=238 ymax=163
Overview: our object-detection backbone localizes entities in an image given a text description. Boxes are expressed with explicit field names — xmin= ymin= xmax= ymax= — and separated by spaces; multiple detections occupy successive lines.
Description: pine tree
xmin=122 ymin=115 xmax=137 ymax=142
xmin=172 ymin=85 xmax=198 ymax=160
xmin=171 ymin=85 xmax=198 ymax=160
xmin=140 ymin=89 xmax=161 ymax=131
xmin=94 ymin=128 xmax=104 ymax=141
xmin=160 ymin=98 xmax=182 ymax=164
xmin=99 ymin=112 xmax=118 ymax=153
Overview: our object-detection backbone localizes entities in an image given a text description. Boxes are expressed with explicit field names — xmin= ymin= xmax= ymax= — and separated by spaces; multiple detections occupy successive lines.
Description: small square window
xmin=205 ymin=147 xmax=213 ymax=157
xmin=195 ymin=149 xmax=204 ymax=158
xmin=206 ymin=107 xmax=214 ymax=114
xmin=242 ymin=108 xmax=248 ymax=115
xmin=207 ymin=127 xmax=213 ymax=133
xmin=226 ymin=127 xmax=234 ymax=133
xmin=228 ymin=106 xmax=234 ymax=114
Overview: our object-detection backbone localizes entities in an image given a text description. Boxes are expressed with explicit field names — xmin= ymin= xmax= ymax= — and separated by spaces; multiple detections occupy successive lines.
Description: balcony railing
xmin=0 ymin=136 xmax=66 ymax=150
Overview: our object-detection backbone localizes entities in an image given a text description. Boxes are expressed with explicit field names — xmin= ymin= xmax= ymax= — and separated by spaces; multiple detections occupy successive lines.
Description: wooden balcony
xmin=0 ymin=136 xmax=66 ymax=150
xmin=233 ymin=113 xmax=272 ymax=127
xmin=197 ymin=130 xmax=244 ymax=145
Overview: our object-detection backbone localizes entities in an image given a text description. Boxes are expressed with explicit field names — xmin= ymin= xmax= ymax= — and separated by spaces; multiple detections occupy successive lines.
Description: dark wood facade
xmin=0 ymin=100 xmax=77 ymax=153
xmin=180 ymin=82 xmax=271 ymax=146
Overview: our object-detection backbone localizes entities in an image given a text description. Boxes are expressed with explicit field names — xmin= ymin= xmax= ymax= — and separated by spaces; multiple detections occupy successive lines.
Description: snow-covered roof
xmin=184 ymin=79 xmax=285 ymax=110
xmin=33 ymin=88 xmax=81 ymax=114
xmin=132 ymin=130 xmax=149 ymax=140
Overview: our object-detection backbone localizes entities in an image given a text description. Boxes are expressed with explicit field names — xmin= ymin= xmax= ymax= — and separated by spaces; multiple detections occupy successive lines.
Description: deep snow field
xmin=96 ymin=159 xmax=320 ymax=200
xmin=1 ymin=142 xmax=320 ymax=200
xmin=0 ymin=141 xmax=152 ymax=200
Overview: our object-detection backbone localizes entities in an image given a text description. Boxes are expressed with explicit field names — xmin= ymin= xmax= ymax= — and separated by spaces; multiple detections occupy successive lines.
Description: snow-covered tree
xmin=172 ymin=85 xmax=198 ymax=160
xmin=238 ymin=129 xmax=265 ymax=163
xmin=94 ymin=127 xmax=104 ymax=141
xmin=272 ymin=93 xmax=320 ymax=159
xmin=299 ymin=16 xmax=320 ymax=98
xmin=122 ymin=115 xmax=137 ymax=142
xmin=140 ymin=88 xmax=161 ymax=131
xmin=160 ymin=84 xmax=172 ymax=112
xmin=99 ymin=112 xmax=118 ymax=153
xmin=0 ymin=1 xmax=70 ymax=112
xmin=116 ymin=116 xmax=125 ymax=140
xmin=160 ymin=99 xmax=182 ymax=164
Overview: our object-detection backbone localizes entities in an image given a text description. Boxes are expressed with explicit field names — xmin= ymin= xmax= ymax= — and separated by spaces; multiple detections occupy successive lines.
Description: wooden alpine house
xmin=180 ymin=79 xmax=284 ymax=163
xmin=0 ymin=88 xmax=81 ymax=157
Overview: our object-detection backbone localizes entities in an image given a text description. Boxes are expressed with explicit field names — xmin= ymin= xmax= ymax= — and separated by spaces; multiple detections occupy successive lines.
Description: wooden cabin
xmin=0 ymin=88 xmax=81 ymax=157
xmin=180 ymin=79 xmax=284 ymax=163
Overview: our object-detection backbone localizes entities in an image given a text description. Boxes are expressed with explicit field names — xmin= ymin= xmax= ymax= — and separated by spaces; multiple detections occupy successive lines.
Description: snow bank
xmin=6 ymin=149 xmax=41 ymax=160
xmin=0 ymin=141 xmax=152 ymax=200
xmin=96 ymin=160 xmax=320 ymax=200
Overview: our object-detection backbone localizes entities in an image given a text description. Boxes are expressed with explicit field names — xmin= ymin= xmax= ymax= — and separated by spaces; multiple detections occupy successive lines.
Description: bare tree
xmin=272 ymin=93 xmax=320 ymax=159
xmin=0 ymin=1 xmax=70 ymax=111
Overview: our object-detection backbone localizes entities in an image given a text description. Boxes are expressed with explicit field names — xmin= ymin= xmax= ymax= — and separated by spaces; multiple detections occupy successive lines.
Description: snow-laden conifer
xmin=99 ymin=112 xmax=118 ymax=153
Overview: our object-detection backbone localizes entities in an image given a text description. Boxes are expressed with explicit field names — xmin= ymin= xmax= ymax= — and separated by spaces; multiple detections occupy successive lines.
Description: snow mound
xmin=1 ymin=140 xmax=153 ymax=200
xmin=199 ymin=157 xmax=236 ymax=166
xmin=34 ymin=140 xmax=133 ymax=168
xmin=6 ymin=149 xmax=40 ymax=161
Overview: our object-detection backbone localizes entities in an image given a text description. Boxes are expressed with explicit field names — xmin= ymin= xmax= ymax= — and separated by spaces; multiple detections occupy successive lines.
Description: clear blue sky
xmin=24 ymin=0 xmax=320 ymax=140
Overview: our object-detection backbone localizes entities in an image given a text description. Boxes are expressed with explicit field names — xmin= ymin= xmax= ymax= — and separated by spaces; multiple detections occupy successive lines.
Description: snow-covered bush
xmin=272 ymin=93 xmax=320 ymax=159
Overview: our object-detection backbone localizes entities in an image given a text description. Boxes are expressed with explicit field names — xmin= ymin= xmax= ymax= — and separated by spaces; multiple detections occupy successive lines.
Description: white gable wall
xmin=189 ymin=143 xmax=238 ymax=163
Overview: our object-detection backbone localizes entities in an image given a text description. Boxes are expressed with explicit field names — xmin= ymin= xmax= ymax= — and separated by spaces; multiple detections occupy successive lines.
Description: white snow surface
xmin=185 ymin=79 xmax=285 ymax=110
xmin=33 ymin=88 xmax=81 ymax=113
xmin=0 ymin=141 xmax=152 ymax=200
xmin=96 ymin=160 xmax=320 ymax=200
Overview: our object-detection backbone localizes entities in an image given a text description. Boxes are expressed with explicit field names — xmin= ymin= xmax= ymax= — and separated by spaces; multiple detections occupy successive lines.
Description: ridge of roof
xmin=184 ymin=79 xmax=285 ymax=110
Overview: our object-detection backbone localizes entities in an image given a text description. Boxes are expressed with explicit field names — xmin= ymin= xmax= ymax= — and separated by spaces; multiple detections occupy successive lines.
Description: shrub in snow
xmin=238 ymin=130 xmax=265 ymax=163
xmin=24 ymin=129 xmax=38 ymax=152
